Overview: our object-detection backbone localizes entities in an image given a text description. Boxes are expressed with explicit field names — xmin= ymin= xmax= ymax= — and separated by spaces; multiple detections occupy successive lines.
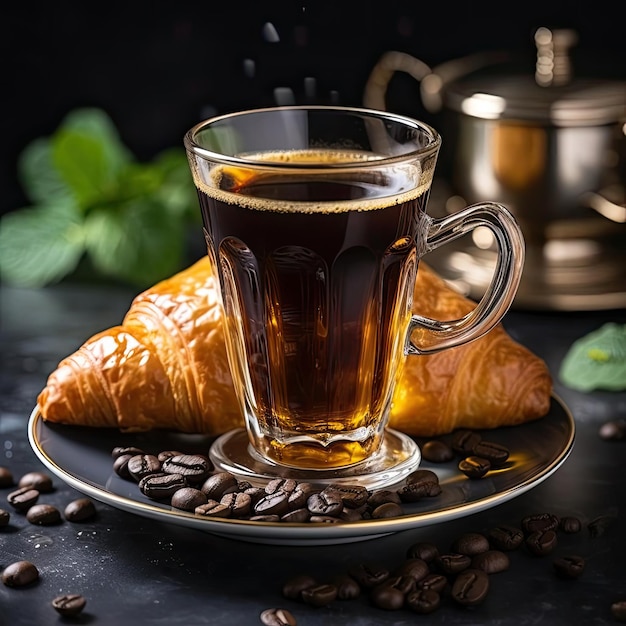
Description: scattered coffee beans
xmin=64 ymin=497 xmax=97 ymax=522
xmin=26 ymin=503 xmax=61 ymax=525
xmin=421 ymin=440 xmax=454 ymax=463
xmin=0 ymin=466 xmax=14 ymax=488
xmin=18 ymin=470 xmax=54 ymax=493
xmin=450 ymin=568 xmax=489 ymax=606
xmin=458 ymin=456 xmax=491 ymax=479
xmin=0 ymin=507 xmax=10 ymax=527
xmin=52 ymin=593 xmax=87 ymax=617
xmin=301 ymin=583 xmax=338 ymax=607
xmin=2 ymin=560 xmax=39 ymax=587
xmin=553 ymin=555 xmax=585 ymax=579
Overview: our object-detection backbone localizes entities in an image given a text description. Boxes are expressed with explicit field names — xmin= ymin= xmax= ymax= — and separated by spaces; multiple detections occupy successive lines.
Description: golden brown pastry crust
xmin=38 ymin=257 xmax=552 ymax=437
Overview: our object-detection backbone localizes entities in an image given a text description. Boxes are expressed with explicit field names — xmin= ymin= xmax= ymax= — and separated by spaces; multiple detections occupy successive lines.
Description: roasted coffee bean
xmin=323 ymin=484 xmax=369 ymax=509
xmin=250 ymin=514 xmax=281 ymax=523
xmin=471 ymin=550 xmax=510 ymax=574
xmin=367 ymin=489 xmax=402 ymax=509
xmin=64 ymin=498 xmax=97 ymax=522
xmin=450 ymin=568 xmax=489 ymax=606
xmin=309 ymin=515 xmax=341 ymax=524
xmin=260 ymin=607 xmax=297 ymax=626
xmin=195 ymin=500 xmax=231 ymax=518
xmin=522 ymin=512 xmax=560 ymax=535
xmin=139 ymin=473 xmax=187 ymax=500
xmin=0 ymin=466 xmax=14 ymax=488
xmin=265 ymin=479 xmax=298 ymax=495
xmin=559 ymin=516 xmax=582 ymax=534
xmin=406 ymin=541 xmax=439 ymax=563
xmin=472 ymin=440 xmax=510 ymax=466
xmin=435 ymin=553 xmax=472 ymax=575
xmin=611 ymin=600 xmax=626 ymax=622
xmin=243 ymin=486 xmax=266 ymax=507
xmin=348 ymin=563 xmax=390 ymax=588
xmin=18 ymin=471 xmax=53 ymax=493
xmin=52 ymin=593 xmax=87 ymax=617
xmin=451 ymin=532 xmax=490 ymax=556
xmin=418 ymin=573 xmax=447 ymax=593
xmin=599 ymin=420 xmax=626 ymax=441
xmin=113 ymin=454 xmax=134 ymax=479
xmin=127 ymin=454 xmax=161 ymax=482
xmin=170 ymin=487 xmax=207 ymax=512
xmin=371 ymin=502 xmax=403 ymax=519
xmin=370 ymin=577 xmax=409 ymax=610
xmin=393 ymin=558 xmax=429 ymax=583
xmin=553 ymin=555 xmax=585 ymax=579
xmin=525 ymin=529 xmax=558 ymax=555
xmin=255 ymin=491 xmax=291 ymax=517
xmin=2 ymin=560 xmax=39 ymax=587
xmin=588 ymin=515 xmax=615 ymax=537
xmin=26 ymin=503 xmax=61 ymax=525
xmin=421 ymin=440 xmax=454 ymax=463
xmin=282 ymin=574 xmax=317 ymax=600
xmin=406 ymin=588 xmax=441 ymax=614
xmin=220 ymin=492 xmax=252 ymax=518
xmin=451 ymin=429 xmax=482 ymax=457
xmin=281 ymin=508 xmax=311 ymax=523
xmin=0 ymin=508 xmax=10 ymax=526
xmin=340 ymin=506 xmax=367 ymax=522
xmin=488 ymin=524 xmax=524 ymax=550
xmin=157 ymin=449 xmax=184 ymax=462
xmin=301 ymin=583 xmax=337 ymax=607
xmin=112 ymin=446 xmax=144 ymax=459
xmin=161 ymin=454 xmax=212 ymax=484
xmin=7 ymin=486 xmax=39 ymax=511
xmin=287 ymin=482 xmax=318 ymax=509
xmin=397 ymin=480 xmax=440 ymax=503
xmin=307 ymin=491 xmax=343 ymax=517
xmin=201 ymin=472 xmax=239 ymax=500
xmin=331 ymin=574 xmax=361 ymax=600
xmin=406 ymin=469 xmax=439 ymax=486
xmin=458 ymin=456 xmax=491 ymax=479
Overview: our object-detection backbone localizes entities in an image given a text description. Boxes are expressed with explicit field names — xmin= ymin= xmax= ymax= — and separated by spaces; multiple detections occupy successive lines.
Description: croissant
xmin=37 ymin=257 xmax=552 ymax=437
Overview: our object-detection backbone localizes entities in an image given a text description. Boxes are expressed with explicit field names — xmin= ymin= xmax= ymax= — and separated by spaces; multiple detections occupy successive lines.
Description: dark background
xmin=2 ymin=0 xmax=625 ymax=216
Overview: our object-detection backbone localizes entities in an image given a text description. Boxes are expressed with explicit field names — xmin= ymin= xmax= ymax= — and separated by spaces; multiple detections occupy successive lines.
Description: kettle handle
xmin=363 ymin=50 xmax=509 ymax=113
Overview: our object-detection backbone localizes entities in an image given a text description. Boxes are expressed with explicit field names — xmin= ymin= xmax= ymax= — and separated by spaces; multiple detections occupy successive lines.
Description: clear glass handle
xmin=407 ymin=202 xmax=525 ymax=355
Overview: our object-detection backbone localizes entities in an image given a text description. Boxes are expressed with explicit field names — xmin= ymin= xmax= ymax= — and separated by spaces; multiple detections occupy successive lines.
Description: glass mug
xmin=184 ymin=106 xmax=524 ymax=488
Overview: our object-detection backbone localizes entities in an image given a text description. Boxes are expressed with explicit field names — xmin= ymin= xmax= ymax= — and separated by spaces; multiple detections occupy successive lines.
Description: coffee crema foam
xmin=191 ymin=149 xmax=430 ymax=214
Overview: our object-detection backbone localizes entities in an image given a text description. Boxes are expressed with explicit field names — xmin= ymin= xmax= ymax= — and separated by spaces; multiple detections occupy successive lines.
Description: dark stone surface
xmin=1 ymin=282 xmax=625 ymax=625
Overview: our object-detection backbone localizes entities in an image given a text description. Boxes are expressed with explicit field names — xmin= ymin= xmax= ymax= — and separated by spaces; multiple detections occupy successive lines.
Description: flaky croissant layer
xmin=38 ymin=257 xmax=552 ymax=437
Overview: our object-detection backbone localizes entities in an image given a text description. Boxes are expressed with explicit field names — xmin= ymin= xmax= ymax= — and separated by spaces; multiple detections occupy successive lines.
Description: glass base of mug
xmin=208 ymin=427 xmax=421 ymax=490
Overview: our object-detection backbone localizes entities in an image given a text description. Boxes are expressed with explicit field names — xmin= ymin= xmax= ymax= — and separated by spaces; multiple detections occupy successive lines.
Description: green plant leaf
xmin=0 ymin=202 xmax=84 ymax=287
xmin=83 ymin=197 xmax=184 ymax=287
xmin=18 ymin=138 xmax=74 ymax=205
xmin=152 ymin=148 xmax=199 ymax=220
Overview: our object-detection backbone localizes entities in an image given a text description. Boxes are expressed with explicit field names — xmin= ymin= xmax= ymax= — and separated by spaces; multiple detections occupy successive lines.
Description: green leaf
xmin=0 ymin=202 xmax=84 ymax=287
xmin=18 ymin=138 xmax=74 ymax=205
xmin=83 ymin=197 xmax=184 ymax=287
xmin=152 ymin=148 xmax=199 ymax=219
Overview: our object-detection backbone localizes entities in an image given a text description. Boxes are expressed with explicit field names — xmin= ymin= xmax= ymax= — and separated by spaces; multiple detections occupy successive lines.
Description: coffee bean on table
xmin=458 ymin=456 xmax=491 ymax=479
xmin=525 ymin=529 xmax=558 ymax=555
xmin=348 ymin=563 xmax=390 ymax=588
xmin=611 ymin=600 xmax=626 ymax=622
xmin=406 ymin=541 xmax=439 ymax=563
xmin=161 ymin=454 xmax=212 ymax=485
xmin=301 ymin=583 xmax=338 ymax=607
xmin=220 ymin=492 xmax=252 ymax=518
xmin=418 ymin=573 xmax=447 ymax=593
xmin=488 ymin=524 xmax=525 ymax=551
xmin=260 ymin=607 xmax=297 ymax=626
xmin=472 ymin=440 xmax=510 ymax=466
xmin=282 ymin=574 xmax=317 ymax=600
xmin=64 ymin=498 xmax=97 ymax=522
xmin=435 ymin=553 xmax=472 ymax=575
xmin=26 ymin=503 xmax=61 ymax=525
xmin=370 ymin=577 xmax=408 ymax=610
xmin=451 ymin=532 xmax=490 ymax=556
xmin=559 ymin=516 xmax=582 ymax=534
xmin=0 ymin=508 xmax=10 ymax=526
xmin=522 ymin=512 xmax=560 ymax=534
xmin=7 ymin=486 xmax=39 ymax=511
xmin=331 ymin=574 xmax=361 ymax=600
xmin=18 ymin=471 xmax=54 ymax=493
xmin=450 ymin=568 xmax=490 ymax=606
xmin=52 ymin=594 xmax=87 ymax=617
xmin=421 ymin=440 xmax=454 ymax=463
xmin=393 ymin=558 xmax=429 ymax=583
xmin=255 ymin=491 xmax=291 ymax=517
xmin=406 ymin=588 xmax=441 ymax=614
xmin=2 ymin=560 xmax=39 ymax=587
xmin=139 ymin=473 xmax=187 ymax=500
xmin=553 ymin=555 xmax=585 ymax=579
xmin=201 ymin=472 xmax=239 ymax=500
xmin=0 ymin=466 xmax=14 ymax=488
xmin=170 ymin=487 xmax=207 ymax=512
xmin=471 ymin=550 xmax=510 ymax=574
